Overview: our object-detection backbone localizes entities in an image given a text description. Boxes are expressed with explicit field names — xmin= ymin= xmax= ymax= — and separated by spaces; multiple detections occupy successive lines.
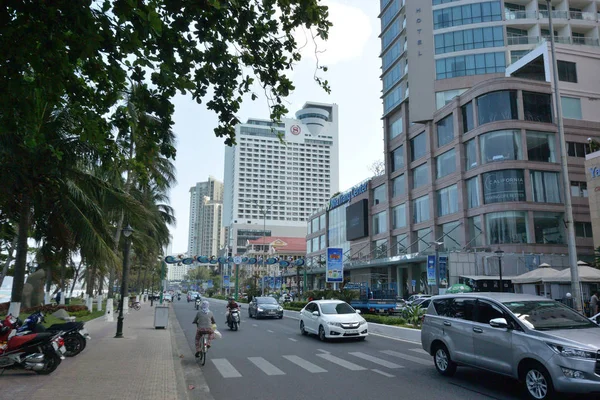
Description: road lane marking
xmin=212 ymin=359 xmax=242 ymax=378
xmin=316 ymin=353 xmax=366 ymax=371
xmin=248 ymin=357 xmax=286 ymax=376
xmin=409 ymin=348 xmax=429 ymax=355
xmin=372 ymin=369 xmax=395 ymax=378
xmin=316 ymin=349 xmax=330 ymax=354
xmin=381 ymin=350 xmax=431 ymax=366
xmin=288 ymin=338 xmax=298 ymax=342
xmin=348 ymin=352 xmax=404 ymax=369
xmin=267 ymin=329 xmax=274 ymax=333
xmin=368 ymin=332 xmax=421 ymax=345
xmin=252 ymin=324 xmax=258 ymax=327
xmin=283 ymin=355 xmax=327 ymax=373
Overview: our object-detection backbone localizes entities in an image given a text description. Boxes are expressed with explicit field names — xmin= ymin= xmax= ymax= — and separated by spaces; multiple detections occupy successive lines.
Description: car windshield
xmin=320 ymin=302 xmax=355 ymax=315
xmin=258 ymin=297 xmax=278 ymax=304
xmin=503 ymin=300 xmax=597 ymax=330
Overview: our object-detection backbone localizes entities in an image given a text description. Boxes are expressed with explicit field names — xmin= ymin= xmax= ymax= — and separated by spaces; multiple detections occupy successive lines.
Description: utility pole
xmin=547 ymin=0 xmax=582 ymax=311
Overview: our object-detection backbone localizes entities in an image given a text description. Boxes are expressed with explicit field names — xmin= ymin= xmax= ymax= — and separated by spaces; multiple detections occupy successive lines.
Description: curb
xmin=169 ymin=303 xmax=215 ymax=400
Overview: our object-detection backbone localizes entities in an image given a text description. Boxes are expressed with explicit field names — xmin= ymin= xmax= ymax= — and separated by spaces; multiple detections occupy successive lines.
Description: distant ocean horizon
xmin=1 ymin=277 xmax=87 ymax=303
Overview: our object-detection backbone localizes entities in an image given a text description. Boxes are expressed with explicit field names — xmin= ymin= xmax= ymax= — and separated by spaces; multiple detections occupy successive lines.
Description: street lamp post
xmin=546 ymin=0 xmax=582 ymax=311
xmin=115 ymin=224 xmax=134 ymax=338
xmin=495 ymin=247 xmax=504 ymax=293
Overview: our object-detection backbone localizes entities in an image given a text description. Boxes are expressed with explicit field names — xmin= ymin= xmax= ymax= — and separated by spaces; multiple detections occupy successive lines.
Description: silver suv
xmin=421 ymin=293 xmax=600 ymax=400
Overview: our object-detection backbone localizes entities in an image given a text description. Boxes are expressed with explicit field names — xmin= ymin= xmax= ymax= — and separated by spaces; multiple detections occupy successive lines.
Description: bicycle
xmin=197 ymin=333 xmax=208 ymax=366
xmin=130 ymin=301 xmax=141 ymax=311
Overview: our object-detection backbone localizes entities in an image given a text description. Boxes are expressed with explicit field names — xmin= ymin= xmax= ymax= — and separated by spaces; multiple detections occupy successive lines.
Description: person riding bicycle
xmin=225 ymin=297 xmax=239 ymax=324
xmin=193 ymin=300 xmax=215 ymax=357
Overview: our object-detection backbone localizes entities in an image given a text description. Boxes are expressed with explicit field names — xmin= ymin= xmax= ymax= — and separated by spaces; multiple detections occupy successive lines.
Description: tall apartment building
xmin=302 ymin=1 xmax=600 ymax=296
xmin=188 ymin=177 xmax=224 ymax=257
xmin=223 ymin=102 xmax=339 ymax=255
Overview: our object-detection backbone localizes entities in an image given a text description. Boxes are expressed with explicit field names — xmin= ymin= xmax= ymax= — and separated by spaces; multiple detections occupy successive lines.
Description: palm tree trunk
xmin=86 ymin=265 xmax=95 ymax=297
xmin=141 ymin=265 xmax=148 ymax=296
xmin=59 ymin=250 xmax=67 ymax=304
xmin=70 ymin=261 xmax=83 ymax=297
xmin=0 ymin=236 xmax=17 ymax=289
xmin=9 ymin=195 xmax=31 ymax=316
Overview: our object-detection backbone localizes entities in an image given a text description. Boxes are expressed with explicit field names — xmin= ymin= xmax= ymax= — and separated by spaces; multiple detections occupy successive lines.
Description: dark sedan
xmin=248 ymin=296 xmax=284 ymax=319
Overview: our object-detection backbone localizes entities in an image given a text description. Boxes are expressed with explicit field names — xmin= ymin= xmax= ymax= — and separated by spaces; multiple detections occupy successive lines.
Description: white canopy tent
xmin=511 ymin=263 xmax=560 ymax=284
xmin=542 ymin=266 xmax=600 ymax=283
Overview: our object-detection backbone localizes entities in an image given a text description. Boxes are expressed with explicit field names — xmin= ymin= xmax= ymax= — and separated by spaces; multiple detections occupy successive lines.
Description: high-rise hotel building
xmin=223 ymin=102 xmax=339 ymax=256
xmin=188 ymin=177 xmax=224 ymax=258
xmin=304 ymin=1 xmax=600 ymax=295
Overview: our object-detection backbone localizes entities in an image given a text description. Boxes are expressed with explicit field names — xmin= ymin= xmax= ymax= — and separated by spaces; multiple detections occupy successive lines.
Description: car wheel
xmin=318 ymin=325 xmax=327 ymax=342
xmin=433 ymin=344 xmax=457 ymax=377
xmin=522 ymin=362 xmax=555 ymax=400
xmin=300 ymin=321 xmax=308 ymax=336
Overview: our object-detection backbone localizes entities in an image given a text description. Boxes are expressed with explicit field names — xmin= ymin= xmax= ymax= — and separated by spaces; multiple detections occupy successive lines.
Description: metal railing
xmin=507 ymin=36 xmax=541 ymax=45
xmin=504 ymin=9 xmax=599 ymax=22
xmin=505 ymin=10 xmax=537 ymax=20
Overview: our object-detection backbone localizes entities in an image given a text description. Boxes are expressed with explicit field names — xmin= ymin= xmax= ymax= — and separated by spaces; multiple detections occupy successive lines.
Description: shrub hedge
xmin=362 ymin=314 xmax=408 ymax=326
xmin=0 ymin=302 xmax=88 ymax=316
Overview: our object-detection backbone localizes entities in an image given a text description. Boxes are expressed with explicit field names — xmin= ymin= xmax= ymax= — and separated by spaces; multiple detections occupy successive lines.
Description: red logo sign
xmin=290 ymin=125 xmax=301 ymax=135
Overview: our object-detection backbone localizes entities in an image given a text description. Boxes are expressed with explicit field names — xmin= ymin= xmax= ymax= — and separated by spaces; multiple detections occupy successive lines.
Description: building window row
xmin=434 ymin=26 xmax=504 ymax=55
xmin=436 ymin=52 xmax=506 ymax=80
xmin=433 ymin=1 xmax=502 ymax=30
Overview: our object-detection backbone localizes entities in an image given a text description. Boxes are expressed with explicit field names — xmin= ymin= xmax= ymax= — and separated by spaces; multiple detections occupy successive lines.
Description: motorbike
xmin=16 ymin=312 xmax=90 ymax=357
xmin=227 ymin=308 xmax=240 ymax=331
xmin=195 ymin=298 xmax=201 ymax=310
xmin=0 ymin=315 xmax=66 ymax=375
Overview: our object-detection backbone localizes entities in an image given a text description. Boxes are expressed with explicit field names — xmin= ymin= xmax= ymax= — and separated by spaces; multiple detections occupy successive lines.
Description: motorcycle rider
xmin=225 ymin=297 xmax=239 ymax=324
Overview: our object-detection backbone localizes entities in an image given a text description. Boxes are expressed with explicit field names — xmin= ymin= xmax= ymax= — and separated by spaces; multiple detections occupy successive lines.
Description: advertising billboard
xmin=346 ymin=199 xmax=368 ymax=240
xmin=326 ymin=248 xmax=344 ymax=283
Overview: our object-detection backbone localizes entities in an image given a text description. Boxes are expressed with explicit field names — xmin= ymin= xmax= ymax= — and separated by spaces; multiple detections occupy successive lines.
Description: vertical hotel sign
xmin=585 ymin=150 xmax=600 ymax=250
xmin=406 ymin=0 xmax=435 ymax=123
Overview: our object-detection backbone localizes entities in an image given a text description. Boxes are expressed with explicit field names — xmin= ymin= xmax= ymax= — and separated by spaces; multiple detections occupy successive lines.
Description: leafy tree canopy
xmin=0 ymin=0 xmax=331 ymax=151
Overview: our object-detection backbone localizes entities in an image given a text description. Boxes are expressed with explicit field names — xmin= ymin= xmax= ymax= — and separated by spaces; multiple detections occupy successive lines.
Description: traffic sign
xmin=233 ymin=256 xmax=242 ymax=264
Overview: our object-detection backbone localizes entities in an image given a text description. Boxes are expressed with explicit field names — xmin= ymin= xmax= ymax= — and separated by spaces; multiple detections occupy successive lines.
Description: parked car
xmin=299 ymin=300 xmax=368 ymax=341
xmin=411 ymin=297 xmax=431 ymax=308
xmin=248 ymin=297 xmax=284 ymax=319
xmin=421 ymin=292 xmax=600 ymax=400
xmin=279 ymin=293 xmax=292 ymax=303
xmin=406 ymin=294 xmax=431 ymax=305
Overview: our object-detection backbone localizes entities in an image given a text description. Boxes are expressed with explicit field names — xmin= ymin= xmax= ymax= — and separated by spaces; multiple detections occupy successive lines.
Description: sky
xmin=168 ymin=1 xmax=382 ymax=254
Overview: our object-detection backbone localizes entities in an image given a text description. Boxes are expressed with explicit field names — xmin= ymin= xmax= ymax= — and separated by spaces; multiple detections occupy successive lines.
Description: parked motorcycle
xmin=0 ymin=315 xmax=65 ymax=375
xmin=16 ymin=312 xmax=90 ymax=357
xmin=227 ymin=308 xmax=240 ymax=331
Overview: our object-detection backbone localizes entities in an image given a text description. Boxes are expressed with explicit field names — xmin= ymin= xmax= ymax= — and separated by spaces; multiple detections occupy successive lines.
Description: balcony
xmin=539 ymin=10 xmax=569 ymax=20
xmin=507 ymin=36 xmax=541 ymax=45
xmin=505 ymin=10 xmax=537 ymax=20
xmin=573 ymin=36 xmax=600 ymax=46
xmin=569 ymin=11 xmax=598 ymax=21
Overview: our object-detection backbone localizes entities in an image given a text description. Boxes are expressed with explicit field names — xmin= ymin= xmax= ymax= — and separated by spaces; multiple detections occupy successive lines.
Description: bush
xmin=363 ymin=314 xmax=407 ymax=326
xmin=0 ymin=303 xmax=89 ymax=318
xmin=287 ymin=301 xmax=307 ymax=309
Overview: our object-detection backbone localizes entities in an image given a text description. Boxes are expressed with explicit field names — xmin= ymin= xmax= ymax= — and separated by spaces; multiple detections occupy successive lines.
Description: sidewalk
xmin=1 ymin=301 xmax=198 ymax=400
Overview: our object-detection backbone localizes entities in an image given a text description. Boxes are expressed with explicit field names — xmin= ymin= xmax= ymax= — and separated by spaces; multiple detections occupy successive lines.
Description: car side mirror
xmin=356 ymin=310 xmax=362 ymax=314
xmin=489 ymin=317 xmax=508 ymax=329
xmin=312 ymin=311 xmax=320 ymax=317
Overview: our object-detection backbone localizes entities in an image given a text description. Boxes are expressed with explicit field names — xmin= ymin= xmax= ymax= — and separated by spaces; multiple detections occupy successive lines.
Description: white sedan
xmin=299 ymin=300 xmax=368 ymax=341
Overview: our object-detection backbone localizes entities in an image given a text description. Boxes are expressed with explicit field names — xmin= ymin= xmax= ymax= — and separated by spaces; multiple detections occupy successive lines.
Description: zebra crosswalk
xmin=210 ymin=348 xmax=430 ymax=379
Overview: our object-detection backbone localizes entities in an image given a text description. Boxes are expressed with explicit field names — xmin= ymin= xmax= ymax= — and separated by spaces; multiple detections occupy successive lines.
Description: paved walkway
xmin=1 ymin=300 xmax=200 ymax=400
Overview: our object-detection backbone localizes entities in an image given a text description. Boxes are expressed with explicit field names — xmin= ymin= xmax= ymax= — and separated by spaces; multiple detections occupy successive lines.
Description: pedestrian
xmin=56 ymin=291 xmax=61 ymax=304
xmin=591 ymin=291 xmax=599 ymax=316
xmin=192 ymin=300 xmax=215 ymax=357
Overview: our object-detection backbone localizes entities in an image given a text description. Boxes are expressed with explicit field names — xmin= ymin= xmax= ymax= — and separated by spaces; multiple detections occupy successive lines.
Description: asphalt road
xmin=172 ymin=298 xmax=578 ymax=400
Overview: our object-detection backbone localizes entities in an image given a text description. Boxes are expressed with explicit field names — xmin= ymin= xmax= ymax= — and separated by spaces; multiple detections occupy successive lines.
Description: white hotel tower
xmin=223 ymin=102 xmax=340 ymax=256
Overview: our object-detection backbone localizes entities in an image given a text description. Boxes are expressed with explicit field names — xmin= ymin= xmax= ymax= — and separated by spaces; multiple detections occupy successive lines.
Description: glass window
xmin=411 ymin=133 xmax=427 ymax=161
xmin=530 ymin=171 xmax=561 ymax=203
xmin=523 ymin=92 xmax=552 ymax=123
xmin=526 ymin=131 xmax=555 ymax=162
xmin=383 ymin=63 xmax=402 ymax=93
xmin=483 ymin=169 xmax=526 ymax=204
xmin=307 ymin=221 xmax=312 ymax=235
xmin=561 ymin=97 xmax=582 ymax=120
xmin=413 ymin=163 xmax=429 ymax=189
xmin=389 ymin=113 xmax=404 ymax=140
xmin=570 ymin=181 xmax=588 ymax=198
xmin=442 ymin=221 xmax=461 ymax=251
xmin=312 ymin=237 xmax=319 ymax=251
xmin=312 ymin=218 xmax=320 ymax=232
xmin=480 ymin=129 xmax=522 ymax=164
xmin=486 ymin=211 xmax=528 ymax=244
xmin=391 ymin=146 xmax=405 ymax=171
xmin=382 ymin=19 xmax=400 ymax=50
xmin=437 ymin=185 xmax=458 ymax=216
xmin=392 ymin=203 xmax=407 ymax=229
xmin=373 ymin=184 xmax=387 ymax=205
xmin=477 ymin=91 xmax=518 ymax=125
xmin=320 ymin=234 xmax=326 ymax=249
xmin=465 ymin=139 xmax=477 ymax=170
xmin=436 ymin=89 xmax=467 ymax=109
xmin=381 ymin=0 xmax=399 ymax=30
xmin=575 ymin=222 xmax=593 ymax=238
xmin=567 ymin=141 xmax=590 ymax=157
xmin=392 ymin=174 xmax=406 ymax=197
xmin=435 ymin=26 xmax=504 ymax=54
xmin=558 ymin=61 xmax=577 ymax=83
xmin=319 ymin=214 xmax=326 ymax=229
xmin=462 ymin=102 xmax=474 ymax=133
xmin=384 ymin=85 xmax=404 ymax=114
xmin=467 ymin=215 xmax=484 ymax=247
xmin=413 ymin=195 xmax=430 ymax=224
xmin=437 ymin=114 xmax=454 ymax=147
xmin=415 ymin=227 xmax=432 ymax=252
xmin=466 ymin=177 xmax=480 ymax=208
xmin=436 ymin=149 xmax=456 ymax=179
xmin=373 ymin=211 xmax=388 ymax=235
xmin=503 ymin=300 xmax=595 ymax=330
xmin=433 ymin=1 xmax=502 ymax=29
xmin=393 ymin=233 xmax=408 ymax=255
xmin=320 ymin=302 xmax=357 ymax=315
xmin=436 ymin=52 xmax=505 ymax=80
xmin=382 ymin=41 xmax=401 ymax=71
xmin=533 ymin=212 xmax=565 ymax=244
xmin=476 ymin=301 xmax=505 ymax=324
xmin=373 ymin=239 xmax=388 ymax=259
xmin=307 ymin=239 xmax=312 ymax=253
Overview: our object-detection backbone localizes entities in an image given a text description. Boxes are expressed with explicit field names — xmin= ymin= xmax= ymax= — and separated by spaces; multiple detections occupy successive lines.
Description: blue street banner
xmin=427 ymin=255 xmax=437 ymax=286
xmin=275 ymin=277 xmax=282 ymax=289
xmin=207 ymin=279 xmax=213 ymax=289
xmin=223 ymin=275 xmax=230 ymax=287
xmin=438 ymin=256 xmax=448 ymax=286
xmin=326 ymin=248 xmax=344 ymax=283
